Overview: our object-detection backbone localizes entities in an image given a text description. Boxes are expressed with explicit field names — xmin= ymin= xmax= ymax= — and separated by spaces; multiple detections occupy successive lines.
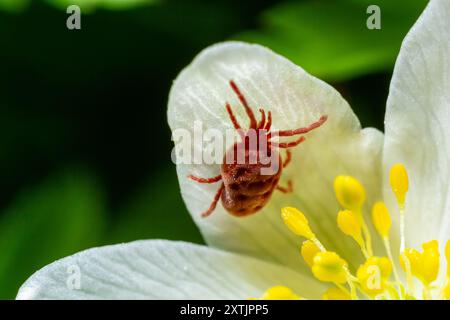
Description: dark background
xmin=0 ymin=0 xmax=427 ymax=298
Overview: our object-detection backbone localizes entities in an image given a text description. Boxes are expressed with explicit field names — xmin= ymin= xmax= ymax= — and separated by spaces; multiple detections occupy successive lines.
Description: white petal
xmin=168 ymin=42 xmax=384 ymax=270
xmin=16 ymin=240 xmax=325 ymax=300
xmin=383 ymin=0 xmax=450 ymax=248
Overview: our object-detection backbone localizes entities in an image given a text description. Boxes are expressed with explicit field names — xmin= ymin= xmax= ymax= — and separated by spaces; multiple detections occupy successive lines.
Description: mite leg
xmin=201 ymin=183 xmax=225 ymax=218
xmin=257 ymin=109 xmax=266 ymax=129
xmin=188 ymin=174 xmax=222 ymax=183
xmin=271 ymin=136 xmax=306 ymax=149
xmin=225 ymin=102 xmax=241 ymax=130
xmin=264 ymin=111 xmax=272 ymax=131
xmin=283 ymin=149 xmax=292 ymax=168
xmin=225 ymin=102 xmax=245 ymax=139
xmin=276 ymin=180 xmax=293 ymax=193
xmin=229 ymin=80 xmax=257 ymax=129
xmin=269 ymin=115 xmax=327 ymax=138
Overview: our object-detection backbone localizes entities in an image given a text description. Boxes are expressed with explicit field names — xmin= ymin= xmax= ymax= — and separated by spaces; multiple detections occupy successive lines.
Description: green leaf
xmin=44 ymin=0 xmax=160 ymax=12
xmin=0 ymin=0 xmax=160 ymax=12
xmin=233 ymin=0 xmax=427 ymax=81
xmin=0 ymin=0 xmax=29 ymax=13
xmin=108 ymin=169 xmax=203 ymax=245
xmin=0 ymin=168 xmax=106 ymax=299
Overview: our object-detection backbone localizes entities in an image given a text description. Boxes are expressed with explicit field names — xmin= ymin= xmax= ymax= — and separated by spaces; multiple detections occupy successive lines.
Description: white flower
xmin=17 ymin=0 xmax=450 ymax=300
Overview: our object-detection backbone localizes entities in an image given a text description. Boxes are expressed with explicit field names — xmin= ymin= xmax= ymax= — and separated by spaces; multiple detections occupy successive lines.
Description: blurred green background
xmin=0 ymin=0 xmax=427 ymax=298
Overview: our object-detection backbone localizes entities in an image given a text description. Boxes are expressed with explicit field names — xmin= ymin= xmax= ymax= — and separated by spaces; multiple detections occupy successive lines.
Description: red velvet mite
xmin=188 ymin=80 xmax=327 ymax=218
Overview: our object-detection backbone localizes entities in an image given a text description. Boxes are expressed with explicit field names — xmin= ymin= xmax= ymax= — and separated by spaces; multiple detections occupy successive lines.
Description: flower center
xmin=255 ymin=164 xmax=450 ymax=300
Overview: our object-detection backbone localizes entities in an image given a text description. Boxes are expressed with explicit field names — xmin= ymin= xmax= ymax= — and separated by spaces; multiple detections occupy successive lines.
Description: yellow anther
xmin=281 ymin=207 xmax=315 ymax=239
xmin=322 ymin=287 xmax=351 ymax=300
xmin=357 ymin=257 xmax=392 ymax=296
xmin=401 ymin=249 xmax=419 ymax=273
xmin=421 ymin=240 xmax=440 ymax=284
xmin=389 ymin=163 xmax=409 ymax=209
xmin=312 ymin=251 xmax=349 ymax=284
xmin=334 ymin=175 xmax=373 ymax=256
xmin=260 ymin=286 xmax=302 ymax=300
xmin=337 ymin=210 xmax=363 ymax=246
xmin=400 ymin=241 xmax=440 ymax=285
xmin=301 ymin=240 xmax=320 ymax=267
xmin=444 ymin=282 xmax=450 ymax=300
xmin=371 ymin=202 xmax=392 ymax=238
xmin=400 ymin=249 xmax=420 ymax=281
xmin=334 ymin=175 xmax=366 ymax=210
xmin=446 ymin=239 xmax=450 ymax=277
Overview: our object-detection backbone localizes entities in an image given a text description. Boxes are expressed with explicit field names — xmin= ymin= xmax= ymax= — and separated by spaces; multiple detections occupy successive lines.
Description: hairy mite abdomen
xmin=220 ymin=144 xmax=282 ymax=216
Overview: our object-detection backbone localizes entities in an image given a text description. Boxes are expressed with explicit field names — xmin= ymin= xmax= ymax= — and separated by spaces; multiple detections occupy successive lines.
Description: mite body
xmin=220 ymin=141 xmax=283 ymax=216
xmin=188 ymin=80 xmax=327 ymax=218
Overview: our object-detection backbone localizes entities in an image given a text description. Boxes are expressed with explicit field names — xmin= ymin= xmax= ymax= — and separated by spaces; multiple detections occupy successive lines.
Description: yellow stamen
xmin=382 ymin=237 xmax=402 ymax=285
xmin=444 ymin=239 xmax=450 ymax=300
xmin=337 ymin=210 xmax=367 ymax=257
xmin=357 ymin=212 xmax=374 ymax=257
xmin=444 ymin=282 xmax=450 ymax=300
xmin=389 ymin=163 xmax=409 ymax=209
xmin=371 ymin=201 xmax=401 ymax=285
xmin=347 ymin=279 xmax=358 ymax=300
xmin=401 ymin=249 xmax=420 ymax=277
xmin=271 ymin=164 xmax=446 ymax=300
xmin=301 ymin=240 xmax=321 ymax=267
xmin=333 ymin=175 xmax=373 ymax=256
xmin=281 ymin=207 xmax=315 ymax=240
xmin=400 ymin=240 xmax=439 ymax=286
xmin=445 ymin=239 xmax=450 ymax=277
xmin=400 ymin=252 xmax=415 ymax=295
xmin=260 ymin=286 xmax=302 ymax=300
xmin=322 ymin=287 xmax=351 ymax=300
xmin=356 ymin=257 xmax=392 ymax=297
xmin=334 ymin=175 xmax=366 ymax=211
xmin=390 ymin=164 xmax=409 ymax=254
xmin=371 ymin=202 xmax=391 ymax=238
xmin=311 ymin=251 xmax=348 ymax=284
xmin=421 ymin=240 xmax=440 ymax=285
xmin=249 ymin=286 xmax=303 ymax=300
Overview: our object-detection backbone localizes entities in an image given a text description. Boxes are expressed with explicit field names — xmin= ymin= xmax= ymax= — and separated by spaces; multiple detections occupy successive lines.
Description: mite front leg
xmin=283 ymin=149 xmax=292 ymax=168
xmin=229 ymin=80 xmax=257 ymax=129
xmin=269 ymin=115 xmax=327 ymax=138
xmin=257 ymin=109 xmax=266 ymax=129
xmin=264 ymin=111 xmax=272 ymax=131
xmin=188 ymin=174 xmax=222 ymax=183
xmin=225 ymin=102 xmax=242 ymax=130
xmin=276 ymin=180 xmax=293 ymax=193
xmin=271 ymin=136 xmax=305 ymax=148
xmin=201 ymin=183 xmax=225 ymax=217
xmin=225 ymin=102 xmax=245 ymax=139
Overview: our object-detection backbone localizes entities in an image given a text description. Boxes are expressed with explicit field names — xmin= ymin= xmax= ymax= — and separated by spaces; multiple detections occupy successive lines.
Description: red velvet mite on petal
xmin=189 ymin=80 xmax=327 ymax=218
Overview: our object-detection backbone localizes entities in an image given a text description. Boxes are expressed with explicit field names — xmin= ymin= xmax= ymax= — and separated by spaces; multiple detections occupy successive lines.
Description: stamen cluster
xmin=257 ymin=164 xmax=450 ymax=300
